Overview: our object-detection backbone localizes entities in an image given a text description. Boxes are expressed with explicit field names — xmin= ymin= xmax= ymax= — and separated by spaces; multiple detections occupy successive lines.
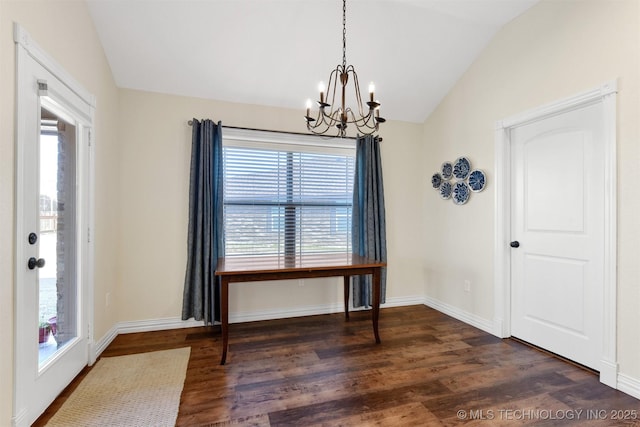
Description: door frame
xmin=493 ymin=81 xmax=618 ymax=387
xmin=13 ymin=23 xmax=95 ymax=427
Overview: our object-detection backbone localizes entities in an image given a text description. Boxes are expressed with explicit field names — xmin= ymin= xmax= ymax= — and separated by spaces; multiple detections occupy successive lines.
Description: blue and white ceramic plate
xmin=441 ymin=162 xmax=453 ymax=180
xmin=453 ymin=157 xmax=471 ymax=180
xmin=431 ymin=173 xmax=442 ymax=189
xmin=452 ymin=181 xmax=470 ymax=205
xmin=468 ymin=169 xmax=486 ymax=192
xmin=439 ymin=181 xmax=452 ymax=199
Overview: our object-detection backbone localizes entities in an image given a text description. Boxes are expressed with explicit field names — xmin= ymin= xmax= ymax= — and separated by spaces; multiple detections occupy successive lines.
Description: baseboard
xmin=116 ymin=317 xmax=205 ymax=334
xmin=423 ymin=295 xmax=495 ymax=335
xmin=91 ymin=318 xmax=203 ymax=361
xmin=492 ymin=317 xmax=507 ymax=338
xmin=11 ymin=408 xmax=28 ymax=427
xmin=230 ymin=295 xmax=425 ymax=323
xmin=599 ymin=358 xmax=618 ymax=388
xmin=383 ymin=295 xmax=426 ymax=308
xmin=230 ymin=302 xmax=345 ymax=323
xmin=618 ymin=372 xmax=640 ymax=400
xmin=91 ymin=296 xmax=424 ymax=359
xmin=92 ymin=325 xmax=118 ymax=361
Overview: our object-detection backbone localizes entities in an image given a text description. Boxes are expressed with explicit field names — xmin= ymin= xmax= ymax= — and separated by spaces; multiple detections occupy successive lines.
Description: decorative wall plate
xmin=452 ymin=181 xmax=470 ymax=205
xmin=453 ymin=157 xmax=471 ymax=180
xmin=468 ymin=169 xmax=486 ymax=192
xmin=439 ymin=181 xmax=452 ymax=199
xmin=431 ymin=173 xmax=442 ymax=189
xmin=441 ymin=161 xmax=453 ymax=180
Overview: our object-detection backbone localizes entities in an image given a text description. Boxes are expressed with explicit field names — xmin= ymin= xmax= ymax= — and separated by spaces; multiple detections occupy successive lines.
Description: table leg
xmin=343 ymin=275 xmax=350 ymax=320
xmin=372 ymin=267 xmax=381 ymax=344
xmin=220 ymin=277 xmax=229 ymax=365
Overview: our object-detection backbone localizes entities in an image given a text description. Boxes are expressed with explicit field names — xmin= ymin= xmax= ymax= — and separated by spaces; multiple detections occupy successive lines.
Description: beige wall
xmin=0 ymin=1 xmax=120 ymax=425
xmin=2 ymin=0 xmax=639 ymax=424
xmin=115 ymin=89 xmax=425 ymax=323
xmin=422 ymin=0 xmax=640 ymax=382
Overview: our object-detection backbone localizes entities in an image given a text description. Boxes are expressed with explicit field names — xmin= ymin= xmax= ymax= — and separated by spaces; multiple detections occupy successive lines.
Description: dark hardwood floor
xmin=34 ymin=305 xmax=639 ymax=426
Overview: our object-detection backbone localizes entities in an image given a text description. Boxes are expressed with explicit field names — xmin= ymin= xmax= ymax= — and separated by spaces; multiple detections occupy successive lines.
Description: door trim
xmin=13 ymin=23 xmax=95 ymax=427
xmin=493 ymin=81 xmax=617 ymax=387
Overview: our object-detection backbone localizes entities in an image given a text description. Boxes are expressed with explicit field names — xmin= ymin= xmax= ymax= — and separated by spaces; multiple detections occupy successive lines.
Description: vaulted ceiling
xmin=87 ymin=0 xmax=538 ymax=123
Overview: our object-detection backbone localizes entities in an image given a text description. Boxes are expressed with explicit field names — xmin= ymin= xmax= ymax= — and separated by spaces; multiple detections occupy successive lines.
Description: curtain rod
xmin=187 ymin=120 xmax=381 ymax=142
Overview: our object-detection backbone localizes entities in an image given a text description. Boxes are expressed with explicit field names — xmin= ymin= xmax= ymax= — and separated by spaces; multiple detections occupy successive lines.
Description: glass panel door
xmin=15 ymin=33 xmax=93 ymax=424
xmin=38 ymin=107 xmax=78 ymax=368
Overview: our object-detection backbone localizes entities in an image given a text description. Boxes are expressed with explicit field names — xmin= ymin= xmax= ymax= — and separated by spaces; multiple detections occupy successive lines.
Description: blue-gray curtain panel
xmin=352 ymin=134 xmax=387 ymax=308
xmin=182 ymin=119 xmax=224 ymax=324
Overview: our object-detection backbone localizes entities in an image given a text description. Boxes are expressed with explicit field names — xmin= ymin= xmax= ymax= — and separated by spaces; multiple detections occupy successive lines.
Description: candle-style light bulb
xmin=369 ymin=82 xmax=375 ymax=102
xmin=318 ymin=81 xmax=325 ymax=104
xmin=306 ymin=99 xmax=312 ymax=116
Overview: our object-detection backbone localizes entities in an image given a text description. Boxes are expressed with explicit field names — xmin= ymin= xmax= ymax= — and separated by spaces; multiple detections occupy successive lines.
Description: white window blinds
xmin=223 ymin=129 xmax=355 ymax=257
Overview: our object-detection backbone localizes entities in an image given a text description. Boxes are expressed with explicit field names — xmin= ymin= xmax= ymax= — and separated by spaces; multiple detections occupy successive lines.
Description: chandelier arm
xmin=307 ymin=118 xmax=333 ymax=135
xmin=326 ymin=66 xmax=342 ymax=118
xmin=308 ymin=108 xmax=378 ymax=137
xmin=345 ymin=108 xmax=377 ymax=131
xmin=306 ymin=104 xmax=322 ymax=125
xmin=318 ymin=66 xmax=340 ymax=109
xmin=347 ymin=65 xmax=367 ymax=117
xmin=309 ymin=103 xmax=340 ymax=131
xmin=318 ymin=107 xmax=341 ymax=130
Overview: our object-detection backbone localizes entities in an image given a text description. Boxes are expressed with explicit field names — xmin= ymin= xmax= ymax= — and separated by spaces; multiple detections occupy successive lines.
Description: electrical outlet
xmin=106 ymin=292 xmax=111 ymax=307
xmin=298 ymin=279 xmax=305 ymax=287
xmin=464 ymin=280 xmax=471 ymax=293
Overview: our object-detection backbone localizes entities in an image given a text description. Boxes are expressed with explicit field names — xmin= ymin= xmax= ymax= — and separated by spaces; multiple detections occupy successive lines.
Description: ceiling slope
xmin=87 ymin=0 xmax=538 ymax=123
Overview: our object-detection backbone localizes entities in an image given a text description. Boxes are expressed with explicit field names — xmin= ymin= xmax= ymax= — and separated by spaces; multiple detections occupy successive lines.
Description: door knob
xmin=510 ymin=241 xmax=520 ymax=248
xmin=28 ymin=257 xmax=45 ymax=270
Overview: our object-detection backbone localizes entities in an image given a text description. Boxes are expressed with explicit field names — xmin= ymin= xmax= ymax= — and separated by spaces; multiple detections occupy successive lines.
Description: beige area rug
xmin=46 ymin=347 xmax=191 ymax=427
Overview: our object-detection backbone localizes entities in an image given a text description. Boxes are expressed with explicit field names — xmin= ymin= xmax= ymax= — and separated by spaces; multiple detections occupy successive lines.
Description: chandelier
xmin=304 ymin=0 xmax=385 ymax=137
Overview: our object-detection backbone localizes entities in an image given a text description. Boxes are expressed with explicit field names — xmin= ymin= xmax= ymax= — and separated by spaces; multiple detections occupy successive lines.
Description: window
xmin=223 ymin=128 xmax=355 ymax=257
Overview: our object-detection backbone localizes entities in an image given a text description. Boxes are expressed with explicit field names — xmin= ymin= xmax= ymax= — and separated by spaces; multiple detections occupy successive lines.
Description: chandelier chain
xmin=342 ymin=0 xmax=347 ymax=69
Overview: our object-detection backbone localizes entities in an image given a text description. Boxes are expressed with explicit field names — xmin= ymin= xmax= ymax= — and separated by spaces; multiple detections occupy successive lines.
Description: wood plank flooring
xmin=34 ymin=305 xmax=639 ymax=426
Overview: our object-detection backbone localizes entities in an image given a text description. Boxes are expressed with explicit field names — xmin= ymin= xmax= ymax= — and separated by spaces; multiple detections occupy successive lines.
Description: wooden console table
xmin=215 ymin=253 xmax=386 ymax=365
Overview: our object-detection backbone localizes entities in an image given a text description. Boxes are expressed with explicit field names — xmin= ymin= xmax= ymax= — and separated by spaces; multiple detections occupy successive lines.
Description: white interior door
xmin=14 ymin=31 xmax=94 ymax=427
xmin=510 ymin=101 xmax=604 ymax=371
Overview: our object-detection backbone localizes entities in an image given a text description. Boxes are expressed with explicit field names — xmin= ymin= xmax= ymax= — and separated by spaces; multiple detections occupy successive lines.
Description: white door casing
xmin=494 ymin=82 xmax=617 ymax=387
xmin=13 ymin=24 xmax=95 ymax=427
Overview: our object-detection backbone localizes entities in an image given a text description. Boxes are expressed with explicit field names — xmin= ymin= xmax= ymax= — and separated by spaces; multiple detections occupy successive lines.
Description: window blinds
xmin=223 ymin=135 xmax=355 ymax=257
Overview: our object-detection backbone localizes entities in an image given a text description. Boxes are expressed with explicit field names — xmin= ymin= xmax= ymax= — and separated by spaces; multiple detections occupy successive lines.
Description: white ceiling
xmin=87 ymin=0 xmax=538 ymax=124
